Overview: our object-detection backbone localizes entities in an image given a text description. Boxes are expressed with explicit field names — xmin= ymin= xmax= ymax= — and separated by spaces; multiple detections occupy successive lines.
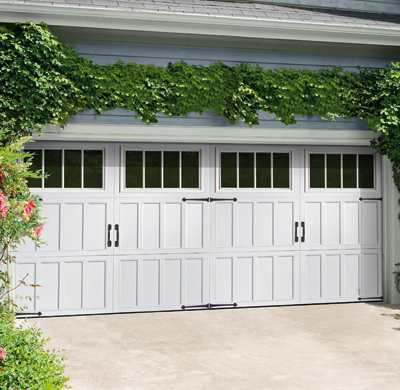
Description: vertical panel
xmin=236 ymin=257 xmax=253 ymax=302
xmin=343 ymin=202 xmax=359 ymax=244
xmin=164 ymin=259 xmax=181 ymax=305
xmin=216 ymin=203 xmax=233 ymax=247
xmin=256 ymin=257 xmax=273 ymax=301
xmin=38 ymin=204 xmax=60 ymax=252
xmin=362 ymin=202 xmax=379 ymax=245
xmin=274 ymin=202 xmax=293 ymax=246
xmin=86 ymin=261 xmax=106 ymax=309
xmin=237 ymin=203 xmax=253 ymax=247
xmin=142 ymin=204 xmax=160 ymax=249
xmin=257 ymin=203 xmax=273 ymax=247
xmin=142 ymin=260 xmax=160 ymax=306
xmin=63 ymin=204 xmax=83 ymax=251
xmin=274 ymin=256 xmax=293 ymax=301
xmin=215 ymin=257 xmax=233 ymax=302
xmin=15 ymin=263 xmax=36 ymax=311
xmin=186 ymin=203 xmax=203 ymax=248
xmin=362 ymin=253 xmax=380 ymax=297
xmin=40 ymin=263 xmax=59 ymax=311
xmin=120 ymin=203 xmax=138 ymax=249
xmin=324 ymin=255 xmax=341 ymax=298
xmin=64 ymin=262 xmax=82 ymax=310
xmin=186 ymin=258 xmax=203 ymax=304
xmin=85 ymin=203 xmax=106 ymax=251
xmin=119 ymin=260 xmax=138 ymax=307
xmin=325 ymin=202 xmax=340 ymax=245
xmin=306 ymin=202 xmax=321 ymax=246
xmin=343 ymin=254 xmax=359 ymax=297
xmin=305 ymin=255 xmax=321 ymax=299
xmin=164 ymin=204 xmax=182 ymax=249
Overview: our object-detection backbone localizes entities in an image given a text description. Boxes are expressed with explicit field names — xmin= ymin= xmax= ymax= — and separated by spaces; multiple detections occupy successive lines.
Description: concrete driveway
xmin=22 ymin=303 xmax=400 ymax=390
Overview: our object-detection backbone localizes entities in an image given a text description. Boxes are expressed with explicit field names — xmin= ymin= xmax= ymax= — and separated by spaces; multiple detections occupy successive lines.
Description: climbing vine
xmin=1 ymin=22 xmax=400 ymax=196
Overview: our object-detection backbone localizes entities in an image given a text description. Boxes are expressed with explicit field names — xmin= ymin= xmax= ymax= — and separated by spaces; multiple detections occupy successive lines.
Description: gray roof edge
xmin=243 ymin=0 xmax=400 ymax=15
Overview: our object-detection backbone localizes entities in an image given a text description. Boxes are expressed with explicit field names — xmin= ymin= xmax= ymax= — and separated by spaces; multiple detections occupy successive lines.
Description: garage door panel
xmin=301 ymin=198 xmax=380 ymax=250
xmin=17 ymin=198 xmax=114 ymax=257
xmin=15 ymin=256 xmax=113 ymax=316
xmin=113 ymin=254 xmax=209 ymax=312
xmin=115 ymin=199 xmax=208 ymax=255
xmin=210 ymin=252 xmax=300 ymax=307
xmin=300 ymin=249 xmax=381 ymax=303
xmin=211 ymin=199 xmax=299 ymax=252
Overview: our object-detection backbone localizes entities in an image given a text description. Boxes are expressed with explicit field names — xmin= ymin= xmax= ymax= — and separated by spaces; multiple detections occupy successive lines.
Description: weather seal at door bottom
xmin=358 ymin=296 xmax=383 ymax=301
xmin=181 ymin=303 xmax=238 ymax=310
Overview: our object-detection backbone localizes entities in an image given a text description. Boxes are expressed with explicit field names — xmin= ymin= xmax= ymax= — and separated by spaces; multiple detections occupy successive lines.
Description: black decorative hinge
xmin=359 ymin=197 xmax=382 ymax=201
xmin=181 ymin=302 xmax=238 ymax=310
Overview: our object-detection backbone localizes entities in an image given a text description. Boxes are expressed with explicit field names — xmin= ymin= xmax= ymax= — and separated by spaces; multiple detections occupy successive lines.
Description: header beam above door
xmin=36 ymin=124 xmax=378 ymax=146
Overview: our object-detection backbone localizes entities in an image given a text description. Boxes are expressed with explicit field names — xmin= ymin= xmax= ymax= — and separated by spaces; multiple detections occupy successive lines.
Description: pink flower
xmin=24 ymin=199 xmax=36 ymax=214
xmin=0 ymin=347 xmax=6 ymax=360
xmin=0 ymin=190 xmax=7 ymax=219
xmin=36 ymin=224 xmax=44 ymax=237
xmin=23 ymin=212 xmax=30 ymax=221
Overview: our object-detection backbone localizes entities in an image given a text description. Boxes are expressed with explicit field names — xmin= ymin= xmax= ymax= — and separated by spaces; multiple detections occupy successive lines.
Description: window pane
xmin=359 ymin=154 xmax=374 ymax=189
xmin=273 ymin=153 xmax=290 ymax=188
xmin=343 ymin=154 xmax=357 ymax=188
xmin=84 ymin=150 xmax=103 ymax=189
xmin=256 ymin=153 xmax=271 ymax=188
xmin=64 ymin=150 xmax=82 ymax=188
xmin=145 ymin=151 xmax=162 ymax=188
xmin=182 ymin=151 xmax=199 ymax=189
xmin=163 ymin=152 xmax=180 ymax=188
xmin=327 ymin=154 xmax=341 ymax=189
xmin=26 ymin=150 xmax=42 ymax=188
xmin=126 ymin=151 xmax=143 ymax=188
xmin=239 ymin=153 xmax=254 ymax=188
xmin=221 ymin=153 xmax=237 ymax=188
xmin=44 ymin=150 xmax=62 ymax=188
xmin=310 ymin=154 xmax=325 ymax=188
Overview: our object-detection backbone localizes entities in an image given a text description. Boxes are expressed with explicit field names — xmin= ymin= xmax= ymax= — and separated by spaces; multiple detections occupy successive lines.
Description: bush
xmin=0 ymin=311 xmax=70 ymax=390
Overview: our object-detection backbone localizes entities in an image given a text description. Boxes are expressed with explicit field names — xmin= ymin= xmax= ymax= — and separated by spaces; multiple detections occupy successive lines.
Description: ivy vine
xmin=1 ymin=22 xmax=400 ymax=204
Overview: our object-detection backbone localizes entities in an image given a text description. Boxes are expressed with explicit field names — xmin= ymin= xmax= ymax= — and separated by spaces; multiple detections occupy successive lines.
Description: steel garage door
xmin=16 ymin=143 xmax=382 ymax=316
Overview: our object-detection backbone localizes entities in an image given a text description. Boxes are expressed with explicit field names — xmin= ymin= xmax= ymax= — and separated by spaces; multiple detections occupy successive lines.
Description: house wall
xmin=66 ymin=42 xmax=397 ymax=130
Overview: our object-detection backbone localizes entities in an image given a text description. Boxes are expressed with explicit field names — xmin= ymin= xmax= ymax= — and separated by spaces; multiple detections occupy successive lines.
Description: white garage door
xmin=16 ymin=142 xmax=382 ymax=316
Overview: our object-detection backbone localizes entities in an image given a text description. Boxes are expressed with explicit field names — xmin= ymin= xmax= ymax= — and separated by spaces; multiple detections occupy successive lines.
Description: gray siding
xmin=67 ymin=42 xmax=396 ymax=130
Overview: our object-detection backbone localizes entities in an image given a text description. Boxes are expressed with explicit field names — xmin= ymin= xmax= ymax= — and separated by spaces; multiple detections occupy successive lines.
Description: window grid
xmin=125 ymin=149 xmax=201 ymax=190
xmin=309 ymin=152 xmax=375 ymax=190
xmin=26 ymin=148 xmax=104 ymax=190
xmin=219 ymin=151 xmax=291 ymax=190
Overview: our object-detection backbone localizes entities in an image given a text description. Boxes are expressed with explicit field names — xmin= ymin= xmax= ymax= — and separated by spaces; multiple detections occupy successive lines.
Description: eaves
xmin=1 ymin=3 xmax=400 ymax=47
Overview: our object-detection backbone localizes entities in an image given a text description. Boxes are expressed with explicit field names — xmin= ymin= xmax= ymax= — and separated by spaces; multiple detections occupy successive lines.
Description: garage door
xmin=16 ymin=142 xmax=382 ymax=316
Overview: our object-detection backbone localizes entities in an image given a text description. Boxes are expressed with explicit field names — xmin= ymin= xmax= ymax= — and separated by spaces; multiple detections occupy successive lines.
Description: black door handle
xmin=107 ymin=224 xmax=112 ymax=247
xmin=301 ymin=222 xmax=305 ymax=243
xmin=115 ymin=224 xmax=119 ymax=247
xmin=295 ymin=222 xmax=299 ymax=243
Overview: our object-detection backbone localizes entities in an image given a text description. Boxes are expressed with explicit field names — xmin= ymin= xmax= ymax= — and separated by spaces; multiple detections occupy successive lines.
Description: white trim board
xmin=35 ymin=124 xmax=378 ymax=146
xmin=1 ymin=3 xmax=400 ymax=47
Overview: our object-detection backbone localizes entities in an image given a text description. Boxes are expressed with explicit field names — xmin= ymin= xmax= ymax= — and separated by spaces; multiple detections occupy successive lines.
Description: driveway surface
xmin=22 ymin=303 xmax=400 ymax=390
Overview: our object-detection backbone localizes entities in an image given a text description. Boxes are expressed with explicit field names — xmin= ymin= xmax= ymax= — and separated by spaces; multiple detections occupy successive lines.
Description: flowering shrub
xmin=0 ymin=136 xmax=45 ymax=310
xmin=0 ymin=311 xmax=70 ymax=390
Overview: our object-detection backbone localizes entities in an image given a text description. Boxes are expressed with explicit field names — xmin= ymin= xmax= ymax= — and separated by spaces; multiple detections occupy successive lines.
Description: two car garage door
xmin=16 ymin=142 xmax=382 ymax=316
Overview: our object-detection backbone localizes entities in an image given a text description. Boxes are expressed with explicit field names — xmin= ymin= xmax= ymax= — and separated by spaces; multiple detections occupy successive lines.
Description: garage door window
xmin=309 ymin=153 xmax=375 ymax=189
xmin=220 ymin=152 xmax=290 ymax=189
xmin=125 ymin=150 xmax=200 ymax=189
xmin=26 ymin=149 xmax=104 ymax=189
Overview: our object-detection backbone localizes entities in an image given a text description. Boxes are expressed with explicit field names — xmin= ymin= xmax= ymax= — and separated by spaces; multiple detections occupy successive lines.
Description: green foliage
xmin=0 ymin=137 xmax=45 ymax=309
xmin=0 ymin=22 xmax=83 ymax=141
xmin=0 ymin=311 xmax=70 ymax=390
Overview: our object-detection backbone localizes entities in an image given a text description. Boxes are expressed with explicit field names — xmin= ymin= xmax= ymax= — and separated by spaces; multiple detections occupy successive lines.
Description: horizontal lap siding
xmin=66 ymin=43 xmax=396 ymax=130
